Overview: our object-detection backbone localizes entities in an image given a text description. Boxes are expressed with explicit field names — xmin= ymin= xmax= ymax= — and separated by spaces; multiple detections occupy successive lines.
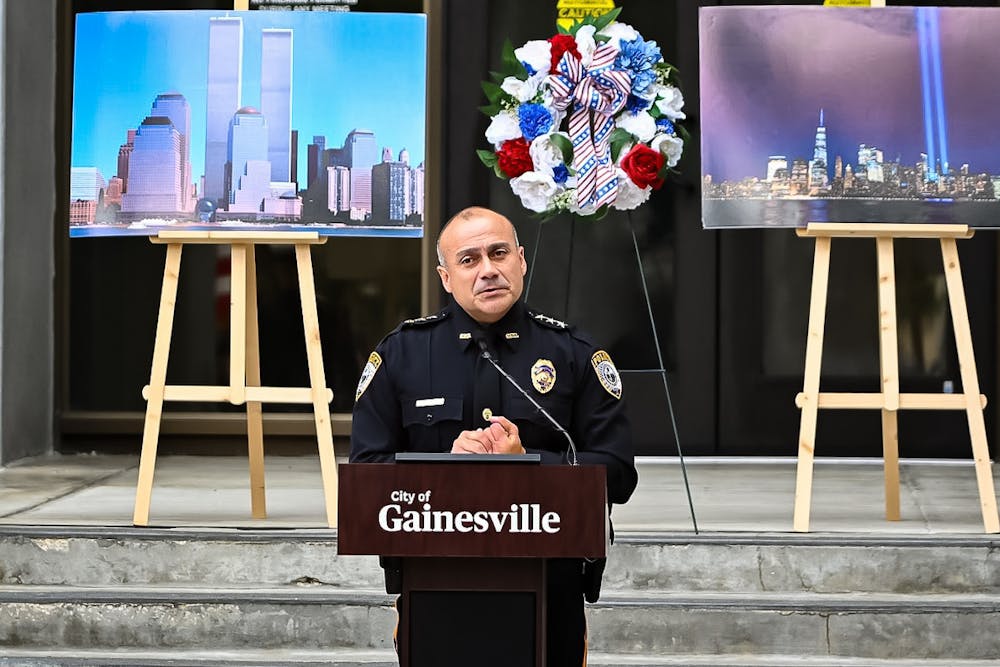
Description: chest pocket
xmin=402 ymin=396 xmax=464 ymax=427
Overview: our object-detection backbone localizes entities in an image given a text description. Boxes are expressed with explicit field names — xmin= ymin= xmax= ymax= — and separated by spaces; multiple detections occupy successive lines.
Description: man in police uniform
xmin=351 ymin=206 xmax=638 ymax=666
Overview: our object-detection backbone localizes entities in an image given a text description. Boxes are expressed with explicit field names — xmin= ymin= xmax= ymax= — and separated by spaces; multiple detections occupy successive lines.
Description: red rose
xmin=497 ymin=137 xmax=533 ymax=178
xmin=548 ymin=34 xmax=581 ymax=73
xmin=620 ymin=144 xmax=666 ymax=190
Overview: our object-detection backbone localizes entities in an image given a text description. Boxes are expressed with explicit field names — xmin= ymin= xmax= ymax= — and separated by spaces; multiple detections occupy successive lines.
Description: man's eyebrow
xmin=454 ymin=241 xmax=511 ymax=257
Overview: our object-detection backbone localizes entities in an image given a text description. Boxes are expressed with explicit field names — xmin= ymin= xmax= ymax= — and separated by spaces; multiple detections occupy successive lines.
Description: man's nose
xmin=480 ymin=256 xmax=498 ymax=276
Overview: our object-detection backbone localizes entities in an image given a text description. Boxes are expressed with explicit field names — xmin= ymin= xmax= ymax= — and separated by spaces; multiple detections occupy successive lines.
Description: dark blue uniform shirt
xmin=350 ymin=299 xmax=638 ymax=505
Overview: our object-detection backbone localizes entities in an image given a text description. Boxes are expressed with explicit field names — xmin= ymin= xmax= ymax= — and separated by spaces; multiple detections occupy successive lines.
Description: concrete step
xmin=0 ymin=526 xmax=381 ymax=589
xmin=2 ymin=585 xmax=998 ymax=660
xmin=3 ymin=526 xmax=998 ymax=594
xmin=2 ymin=649 xmax=1000 ymax=667
xmin=604 ymin=532 xmax=1000 ymax=594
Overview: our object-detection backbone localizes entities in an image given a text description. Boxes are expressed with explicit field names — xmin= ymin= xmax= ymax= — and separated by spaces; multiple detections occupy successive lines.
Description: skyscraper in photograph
xmin=204 ymin=16 xmax=243 ymax=205
xmin=808 ymin=109 xmax=828 ymax=192
xmin=151 ymin=92 xmax=193 ymax=211
xmin=121 ymin=116 xmax=183 ymax=213
xmin=327 ymin=165 xmax=350 ymax=213
xmin=227 ymin=106 xmax=269 ymax=210
xmin=117 ymin=129 xmax=136 ymax=191
xmin=261 ymin=28 xmax=292 ymax=183
xmin=766 ymin=156 xmax=787 ymax=182
xmin=345 ymin=129 xmax=377 ymax=215
xmin=70 ymin=167 xmax=106 ymax=201
xmin=372 ymin=160 xmax=410 ymax=223
xmin=410 ymin=162 xmax=424 ymax=217
xmin=308 ymin=135 xmax=326 ymax=188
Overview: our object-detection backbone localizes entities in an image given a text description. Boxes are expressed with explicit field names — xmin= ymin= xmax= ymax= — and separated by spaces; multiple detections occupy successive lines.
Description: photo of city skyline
xmin=70 ymin=11 xmax=427 ymax=237
xmin=699 ymin=6 xmax=1000 ymax=229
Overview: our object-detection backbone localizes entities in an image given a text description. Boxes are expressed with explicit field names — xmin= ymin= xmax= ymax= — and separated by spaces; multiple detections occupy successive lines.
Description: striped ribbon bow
xmin=547 ymin=43 xmax=631 ymax=210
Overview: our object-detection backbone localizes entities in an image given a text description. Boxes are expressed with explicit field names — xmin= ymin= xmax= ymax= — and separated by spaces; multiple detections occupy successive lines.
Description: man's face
xmin=436 ymin=211 xmax=527 ymax=324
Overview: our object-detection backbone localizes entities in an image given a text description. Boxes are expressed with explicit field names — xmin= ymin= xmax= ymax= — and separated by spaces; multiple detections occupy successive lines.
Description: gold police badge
xmin=530 ymin=358 xmax=556 ymax=394
xmin=355 ymin=352 xmax=382 ymax=401
xmin=591 ymin=350 xmax=622 ymax=399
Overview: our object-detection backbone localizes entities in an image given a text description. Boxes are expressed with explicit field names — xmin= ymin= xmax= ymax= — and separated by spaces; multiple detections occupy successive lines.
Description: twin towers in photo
xmin=88 ymin=15 xmax=424 ymax=227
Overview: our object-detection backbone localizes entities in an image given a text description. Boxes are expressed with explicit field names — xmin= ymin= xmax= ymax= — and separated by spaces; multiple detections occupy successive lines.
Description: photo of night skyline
xmin=699 ymin=6 xmax=1000 ymax=229
xmin=70 ymin=11 xmax=427 ymax=237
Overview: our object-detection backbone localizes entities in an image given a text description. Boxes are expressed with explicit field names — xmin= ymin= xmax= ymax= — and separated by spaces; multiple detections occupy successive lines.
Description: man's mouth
xmin=477 ymin=285 xmax=507 ymax=296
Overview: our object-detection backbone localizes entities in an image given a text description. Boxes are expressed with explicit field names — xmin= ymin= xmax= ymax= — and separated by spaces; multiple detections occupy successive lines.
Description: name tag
xmin=415 ymin=397 xmax=445 ymax=407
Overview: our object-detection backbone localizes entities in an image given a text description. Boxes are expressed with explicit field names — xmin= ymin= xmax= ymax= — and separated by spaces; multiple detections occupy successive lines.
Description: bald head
xmin=437 ymin=207 xmax=520 ymax=267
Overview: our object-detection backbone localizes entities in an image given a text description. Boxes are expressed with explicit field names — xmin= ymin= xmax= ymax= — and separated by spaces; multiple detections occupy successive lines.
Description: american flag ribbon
xmin=547 ymin=43 xmax=630 ymax=210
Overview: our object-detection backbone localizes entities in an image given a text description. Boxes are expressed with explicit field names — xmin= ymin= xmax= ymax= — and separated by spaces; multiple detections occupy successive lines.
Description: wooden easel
xmin=793 ymin=223 xmax=999 ymax=533
xmin=133 ymin=231 xmax=339 ymax=528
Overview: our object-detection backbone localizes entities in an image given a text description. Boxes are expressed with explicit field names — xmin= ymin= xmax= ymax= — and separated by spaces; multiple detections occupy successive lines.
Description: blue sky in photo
xmin=71 ymin=10 xmax=427 ymax=184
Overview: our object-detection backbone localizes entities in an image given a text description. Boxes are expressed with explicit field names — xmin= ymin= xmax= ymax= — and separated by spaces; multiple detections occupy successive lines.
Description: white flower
xmin=510 ymin=171 xmax=559 ymax=213
xmin=500 ymin=70 xmax=548 ymax=103
xmin=654 ymin=84 xmax=686 ymax=121
xmin=612 ymin=167 xmax=652 ymax=210
xmin=484 ymin=111 xmax=522 ymax=148
xmin=529 ymin=132 xmax=568 ymax=177
xmin=652 ymin=133 xmax=684 ymax=168
xmin=574 ymin=25 xmax=597 ymax=67
xmin=616 ymin=110 xmax=657 ymax=143
xmin=514 ymin=39 xmax=552 ymax=76
xmin=598 ymin=21 xmax=638 ymax=51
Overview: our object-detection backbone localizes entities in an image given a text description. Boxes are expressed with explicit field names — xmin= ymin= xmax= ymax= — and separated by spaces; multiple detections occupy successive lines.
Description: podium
xmin=338 ymin=457 xmax=608 ymax=667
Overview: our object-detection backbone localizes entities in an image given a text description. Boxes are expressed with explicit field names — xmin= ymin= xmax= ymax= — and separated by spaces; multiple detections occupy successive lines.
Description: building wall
xmin=0 ymin=1 xmax=56 ymax=463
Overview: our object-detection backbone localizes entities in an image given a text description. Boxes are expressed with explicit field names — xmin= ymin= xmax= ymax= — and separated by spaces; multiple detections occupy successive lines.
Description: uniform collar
xmin=450 ymin=299 xmax=525 ymax=353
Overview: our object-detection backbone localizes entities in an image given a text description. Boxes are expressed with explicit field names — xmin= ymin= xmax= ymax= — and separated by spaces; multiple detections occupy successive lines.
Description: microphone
xmin=473 ymin=331 xmax=579 ymax=465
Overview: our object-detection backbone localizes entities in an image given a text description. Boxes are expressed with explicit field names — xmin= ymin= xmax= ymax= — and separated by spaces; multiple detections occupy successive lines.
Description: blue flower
xmin=522 ymin=61 xmax=537 ymax=76
xmin=656 ymin=117 xmax=675 ymax=135
xmin=518 ymin=103 xmax=553 ymax=142
xmin=552 ymin=164 xmax=569 ymax=185
xmin=615 ymin=36 xmax=662 ymax=98
xmin=626 ymin=93 xmax=654 ymax=114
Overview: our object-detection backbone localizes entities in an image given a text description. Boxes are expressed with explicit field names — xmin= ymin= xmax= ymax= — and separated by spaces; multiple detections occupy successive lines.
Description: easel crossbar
xmin=796 ymin=223 xmax=973 ymax=239
xmin=141 ymin=384 xmax=334 ymax=405
xmin=795 ymin=392 xmax=986 ymax=410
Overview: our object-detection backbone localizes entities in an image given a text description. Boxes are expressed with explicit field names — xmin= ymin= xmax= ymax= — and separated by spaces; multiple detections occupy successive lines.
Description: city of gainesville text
xmin=378 ymin=502 xmax=561 ymax=534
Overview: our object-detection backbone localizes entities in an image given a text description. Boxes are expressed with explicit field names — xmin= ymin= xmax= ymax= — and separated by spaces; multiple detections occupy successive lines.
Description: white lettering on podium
xmin=377 ymin=502 xmax=561 ymax=535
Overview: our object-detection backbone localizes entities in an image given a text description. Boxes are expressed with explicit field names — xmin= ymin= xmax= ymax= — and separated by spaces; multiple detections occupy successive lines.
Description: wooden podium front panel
xmin=400 ymin=557 xmax=544 ymax=667
xmin=337 ymin=462 xmax=607 ymax=558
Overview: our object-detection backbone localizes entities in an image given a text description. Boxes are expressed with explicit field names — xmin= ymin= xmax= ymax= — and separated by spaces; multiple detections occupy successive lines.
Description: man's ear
xmin=518 ymin=246 xmax=527 ymax=276
xmin=436 ymin=265 xmax=453 ymax=293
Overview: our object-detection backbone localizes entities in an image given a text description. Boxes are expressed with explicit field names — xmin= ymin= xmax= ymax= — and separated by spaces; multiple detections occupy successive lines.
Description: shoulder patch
xmin=355 ymin=352 xmax=382 ymax=401
xmin=591 ymin=350 xmax=622 ymax=400
xmin=401 ymin=309 xmax=449 ymax=328
xmin=528 ymin=310 xmax=568 ymax=330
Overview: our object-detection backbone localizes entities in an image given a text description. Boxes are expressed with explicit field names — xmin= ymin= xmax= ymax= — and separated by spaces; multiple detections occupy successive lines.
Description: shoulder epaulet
xmin=400 ymin=309 xmax=450 ymax=328
xmin=527 ymin=309 xmax=569 ymax=330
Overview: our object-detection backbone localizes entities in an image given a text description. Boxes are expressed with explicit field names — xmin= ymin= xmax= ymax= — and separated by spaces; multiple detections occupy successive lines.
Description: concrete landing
xmin=0 ymin=453 xmax=996 ymax=534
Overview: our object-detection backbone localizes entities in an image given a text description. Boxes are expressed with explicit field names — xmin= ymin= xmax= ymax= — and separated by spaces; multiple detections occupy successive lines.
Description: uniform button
xmin=425 ymin=413 xmax=433 ymax=422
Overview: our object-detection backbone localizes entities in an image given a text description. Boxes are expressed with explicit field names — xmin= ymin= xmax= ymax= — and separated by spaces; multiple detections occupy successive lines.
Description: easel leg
xmin=295 ymin=244 xmax=339 ymax=528
xmin=229 ymin=244 xmax=248 ymax=406
xmin=134 ymin=243 xmax=183 ymax=526
xmin=246 ymin=244 xmax=266 ymax=518
xmin=876 ymin=237 xmax=901 ymax=521
xmin=794 ymin=236 xmax=832 ymax=532
xmin=940 ymin=238 xmax=1000 ymax=533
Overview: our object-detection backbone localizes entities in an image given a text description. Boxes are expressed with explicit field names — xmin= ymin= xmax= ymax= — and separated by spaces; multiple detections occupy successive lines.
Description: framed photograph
xmin=70 ymin=10 xmax=427 ymax=237
xmin=700 ymin=6 xmax=1000 ymax=229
